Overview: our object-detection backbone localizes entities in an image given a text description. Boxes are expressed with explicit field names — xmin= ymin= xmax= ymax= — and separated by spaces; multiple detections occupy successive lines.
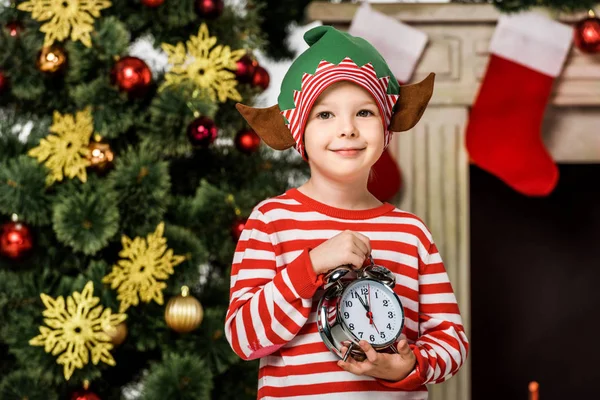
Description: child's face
xmin=303 ymin=81 xmax=385 ymax=182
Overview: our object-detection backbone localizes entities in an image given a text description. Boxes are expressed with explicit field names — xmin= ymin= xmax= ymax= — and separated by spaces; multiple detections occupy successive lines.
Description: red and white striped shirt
xmin=225 ymin=188 xmax=469 ymax=399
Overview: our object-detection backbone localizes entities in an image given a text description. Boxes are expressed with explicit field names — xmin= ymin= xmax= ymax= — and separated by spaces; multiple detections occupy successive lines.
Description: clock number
xmin=345 ymin=301 xmax=353 ymax=307
xmin=361 ymin=288 xmax=368 ymax=295
xmin=375 ymin=292 xmax=379 ymax=299
xmin=380 ymin=332 xmax=386 ymax=339
xmin=358 ymin=332 xmax=363 ymax=338
xmin=386 ymin=323 xmax=392 ymax=330
xmin=349 ymin=323 xmax=355 ymax=330
xmin=370 ymin=334 xmax=375 ymax=342
xmin=383 ymin=300 xmax=389 ymax=307
xmin=344 ymin=312 xmax=350 ymax=319
xmin=388 ymin=311 xmax=394 ymax=318
xmin=351 ymin=292 xmax=357 ymax=299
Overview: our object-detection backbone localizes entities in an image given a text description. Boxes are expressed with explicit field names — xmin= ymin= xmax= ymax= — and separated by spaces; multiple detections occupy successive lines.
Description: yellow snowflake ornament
xmin=103 ymin=222 xmax=186 ymax=313
xmin=17 ymin=0 xmax=111 ymax=48
xmin=160 ymin=23 xmax=245 ymax=103
xmin=29 ymin=281 xmax=127 ymax=381
xmin=28 ymin=107 xmax=94 ymax=185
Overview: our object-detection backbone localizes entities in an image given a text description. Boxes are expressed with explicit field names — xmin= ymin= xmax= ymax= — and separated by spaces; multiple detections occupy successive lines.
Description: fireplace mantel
xmin=306 ymin=3 xmax=600 ymax=400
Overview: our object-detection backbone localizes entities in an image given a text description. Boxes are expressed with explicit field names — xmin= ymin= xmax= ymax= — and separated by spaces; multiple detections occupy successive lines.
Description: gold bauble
xmin=87 ymin=137 xmax=114 ymax=171
xmin=36 ymin=45 xmax=67 ymax=74
xmin=165 ymin=286 xmax=203 ymax=333
xmin=103 ymin=321 xmax=128 ymax=347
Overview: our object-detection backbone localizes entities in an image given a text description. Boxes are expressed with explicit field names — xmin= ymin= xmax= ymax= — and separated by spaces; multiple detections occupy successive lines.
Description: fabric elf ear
xmin=389 ymin=73 xmax=435 ymax=132
xmin=235 ymin=103 xmax=296 ymax=150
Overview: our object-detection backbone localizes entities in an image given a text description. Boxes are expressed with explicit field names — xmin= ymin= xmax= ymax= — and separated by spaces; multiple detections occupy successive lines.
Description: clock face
xmin=339 ymin=280 xmax=404 ymax=346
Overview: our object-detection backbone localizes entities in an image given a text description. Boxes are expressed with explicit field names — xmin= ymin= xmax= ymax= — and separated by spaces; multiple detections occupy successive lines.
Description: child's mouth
xmin=331 ymin=148 xmax=365 ymax=157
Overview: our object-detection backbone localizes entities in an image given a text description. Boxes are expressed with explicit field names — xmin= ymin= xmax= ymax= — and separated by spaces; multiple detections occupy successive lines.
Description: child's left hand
xmin=338 ymin=339 xmax=416 ymax=382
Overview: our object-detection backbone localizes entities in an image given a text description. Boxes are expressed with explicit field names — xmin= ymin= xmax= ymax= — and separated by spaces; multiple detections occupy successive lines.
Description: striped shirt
xmin=225 ymin=188 xmax=469 ymax=399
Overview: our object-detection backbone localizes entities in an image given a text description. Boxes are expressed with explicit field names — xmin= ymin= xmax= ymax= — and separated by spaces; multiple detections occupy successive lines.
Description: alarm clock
xmin=317 ymin=255 xmax=405 ymax=362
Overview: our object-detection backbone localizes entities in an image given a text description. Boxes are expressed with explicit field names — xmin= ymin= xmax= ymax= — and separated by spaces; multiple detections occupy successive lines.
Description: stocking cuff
xmin=349 ymin=2 xmax=428 ymax=83
xmin=489 ymin=12 xmax=573 ymax=77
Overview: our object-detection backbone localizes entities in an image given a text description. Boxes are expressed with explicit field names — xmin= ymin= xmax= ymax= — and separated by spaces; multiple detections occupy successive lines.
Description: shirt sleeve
xmin=379 ymin=240 xmax=469 ymax=390
xmin=224 ymin=207 xmax=324 ymax=360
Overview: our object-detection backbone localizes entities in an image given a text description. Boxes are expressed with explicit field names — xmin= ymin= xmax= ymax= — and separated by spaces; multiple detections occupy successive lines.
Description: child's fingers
xmin=338 ymin=358 xmax=368 ymax=375
xmin=358 ymin=340 xmax=379 ymax=364
xmin=397 ymin=340 xmax=412 ymax=357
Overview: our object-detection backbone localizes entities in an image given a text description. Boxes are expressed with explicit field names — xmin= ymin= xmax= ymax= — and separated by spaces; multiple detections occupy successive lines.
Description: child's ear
xmin=235 ymin=103 xmax=296 ymax=150
xmin=389 ymin=73 xmax=435 ymax=132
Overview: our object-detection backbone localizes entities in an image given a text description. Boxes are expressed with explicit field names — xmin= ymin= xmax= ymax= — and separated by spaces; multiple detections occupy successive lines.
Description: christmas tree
xmin=0 ymin=0 xmax=309 ymax=398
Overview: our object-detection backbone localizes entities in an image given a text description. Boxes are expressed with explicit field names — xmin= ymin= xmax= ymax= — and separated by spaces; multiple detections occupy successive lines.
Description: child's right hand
xmin=309 ymin=230 xmax=372 ymax=276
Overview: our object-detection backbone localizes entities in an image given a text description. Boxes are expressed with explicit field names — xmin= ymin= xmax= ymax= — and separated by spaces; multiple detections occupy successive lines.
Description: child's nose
xmin=337 ymin=116 xmax=358 ymax=138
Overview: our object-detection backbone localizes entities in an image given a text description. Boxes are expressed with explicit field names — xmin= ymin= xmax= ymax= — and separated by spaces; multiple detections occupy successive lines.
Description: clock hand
xmin=355 ymin=291 xmax=369 ymax=312
xmin=366 ymin=284 xmax=381 ymax=334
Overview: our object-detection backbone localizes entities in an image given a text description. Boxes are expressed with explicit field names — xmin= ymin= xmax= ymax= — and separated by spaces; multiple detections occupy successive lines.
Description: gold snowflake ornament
xmin=160 ymin=23 xmax=245 ymax=103
xmin=17 ymin=0 xmax=111 ymax=48
xmin=28 ymin=107 xmax=94 ymax=185
xmin=29 ymin=281 xmax=127 ymax=381
xmin=103 ymin=222 xmax=186 ymax=313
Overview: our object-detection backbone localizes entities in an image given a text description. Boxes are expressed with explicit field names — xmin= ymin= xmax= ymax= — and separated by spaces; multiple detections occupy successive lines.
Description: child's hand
xmin=338 ymin=340 xmax=416 ymax=382
xmin=309 ymin=230 xmax=371 ymax=276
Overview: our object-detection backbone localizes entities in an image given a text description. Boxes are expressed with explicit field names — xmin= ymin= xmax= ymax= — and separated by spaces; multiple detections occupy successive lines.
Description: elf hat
xmin=236 ymin=25 xmax=434 ymax=161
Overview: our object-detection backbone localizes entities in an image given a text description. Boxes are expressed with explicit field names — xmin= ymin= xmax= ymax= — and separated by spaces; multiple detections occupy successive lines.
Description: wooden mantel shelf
xmin=307 ymin=2 xmax=597 ymax=23
xmin=307 ymin=2 xmax=600 ymax=106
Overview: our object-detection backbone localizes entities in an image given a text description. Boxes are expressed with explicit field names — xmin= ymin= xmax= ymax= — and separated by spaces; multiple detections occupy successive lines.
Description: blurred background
xmin=0 ymin=0 xmax=599 ymax=399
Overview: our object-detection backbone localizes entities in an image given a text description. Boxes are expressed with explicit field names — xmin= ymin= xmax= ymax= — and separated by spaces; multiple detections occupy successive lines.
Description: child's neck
xmin=297 ymin=179 xmax=383 ymax=210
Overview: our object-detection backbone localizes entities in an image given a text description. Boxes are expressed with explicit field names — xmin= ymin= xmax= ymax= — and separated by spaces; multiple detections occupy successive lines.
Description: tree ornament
xmin=17 ymin=0 xmax=111 ymax=48
xmin=103 ymin=222 xmax=186 ymax=313
xmin=6 ymin=21 xmax=23 ymax=37
xmin=28 ymin=107 xmax=94 ymax=185
xmin=234 ymin=129 xmax=261 ymax=154
xmin=36 ymin=45 xmax=67 ymax=74
xmin=103 ymin=321 xmax=127 ymax=347
xmin=574 ymin=10 xmax=600 ymax=54
xmin=160 ymin=23 xmax=245 ymax=102
xmin=165 ymin=286 xmax=204 ymax=333
xmin=87 ymin=136 xmax=114 ymax=172
xmin=0 ymin=214 xmax=33 ymax=260
xmin=0 ymin=71 xmax=8 ymax=95
xmin=141 ymin=0 xmax=164 ymax=7
xmin=195 ymin=0 xmax=224 ymax=19
xmin=252 ymin=65 xmax=270 ymax=90
xmin=235 ymin=55 xmax=257 ymax=84
xmin=110 ymin=56 xmax=152 ymax=97
xmin=70 ymin=380 xmax=101 ymax=400
xmin=187 ymin=116 xmax=218 ymax=147
xmin=29 ymin=281 xmax=126 ymax=380
xmin=231 ymin=218 xmax=246 ymax=241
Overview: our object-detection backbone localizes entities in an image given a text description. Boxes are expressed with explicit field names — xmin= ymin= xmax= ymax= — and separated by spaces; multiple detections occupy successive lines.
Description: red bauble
xmin=231 ymin=218 xmax=246 ymax=241
xmin=6 ymin=21 xmax=23 ymax=37
xmin=110 ymin=56 xmax=152 ymax=97
xmin=195 ymin=0 xmax=224 ymax=19
xmin=141 ymin=0 xmax=165 ymax=7
xmin=0 ymin=220 xmax=33 ymax=260
xmin=251 ymin=65 xmax=270 ymax=90
xmin=574 ymin=11 xmax=600 ymax=54
xmin=0 ymin=71 xmax=8 ymax=95
xmin=71 ymin=390 xmax=101 ymax=400
xmin=235 ymin=129 xmax=261 ymax=154
xmin=235 ymin=55 xmax=257 ymax=84
xmin=187 ymin=116 xmax=218 ymax=147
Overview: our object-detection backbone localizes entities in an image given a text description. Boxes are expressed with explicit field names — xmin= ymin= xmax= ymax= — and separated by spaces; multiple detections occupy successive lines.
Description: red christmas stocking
xmin=369 ymin=149 xmax=402 ymax=202
xmin=466 ymin=12 xmax=573 ymax=196
xmin=349 ymin=2 xmax=428 ymax=201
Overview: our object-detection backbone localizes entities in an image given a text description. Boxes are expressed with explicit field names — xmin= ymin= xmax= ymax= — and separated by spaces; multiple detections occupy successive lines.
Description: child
xmin=225 ymin=26 xmax=468 ymax=399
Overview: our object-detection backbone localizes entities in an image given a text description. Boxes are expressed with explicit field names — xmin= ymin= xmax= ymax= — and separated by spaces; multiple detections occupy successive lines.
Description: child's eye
xmin=316 ymin=111 xmax=333 ymax=119
xmin=357 ymin=109 xmax=375 ymax=117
